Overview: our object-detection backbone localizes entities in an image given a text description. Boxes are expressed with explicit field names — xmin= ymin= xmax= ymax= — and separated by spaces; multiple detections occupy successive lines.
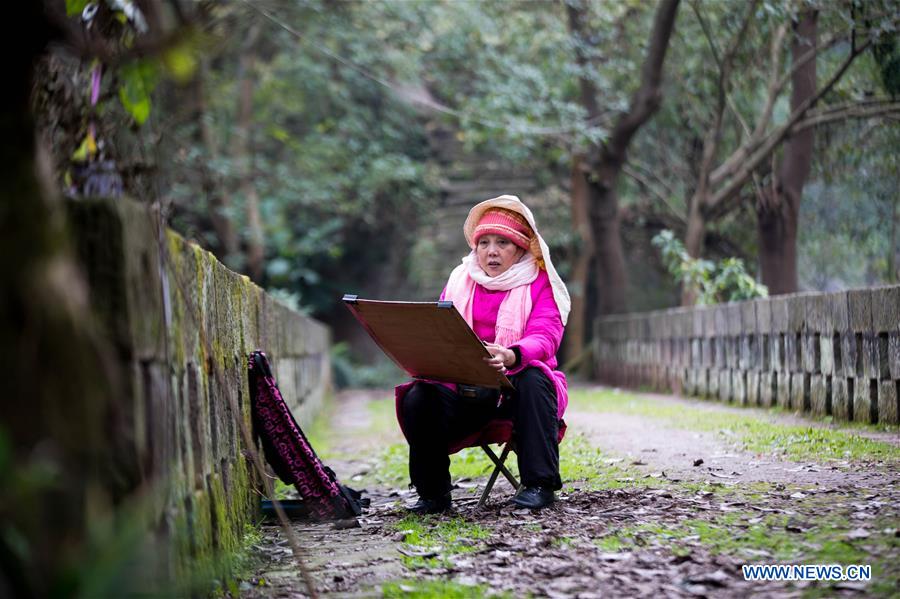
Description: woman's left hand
xmin=483 ymin=343 xmax=516 ymax=371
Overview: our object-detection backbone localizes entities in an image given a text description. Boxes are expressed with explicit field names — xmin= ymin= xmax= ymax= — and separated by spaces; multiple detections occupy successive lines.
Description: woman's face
xmin=476 ymin=234 xmax=525 ymax=277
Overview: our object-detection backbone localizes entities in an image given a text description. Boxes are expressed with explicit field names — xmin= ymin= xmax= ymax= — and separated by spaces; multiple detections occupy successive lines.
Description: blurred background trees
xmin=32 ymin=0 xmax=900 ymax=379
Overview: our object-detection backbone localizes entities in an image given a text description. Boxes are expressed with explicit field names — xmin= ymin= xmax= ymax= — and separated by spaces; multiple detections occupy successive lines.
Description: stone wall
xmin=594 ymin=287 xmax=899 ymax=425
xmin=67 ymin=197 xmax=331 ymax=585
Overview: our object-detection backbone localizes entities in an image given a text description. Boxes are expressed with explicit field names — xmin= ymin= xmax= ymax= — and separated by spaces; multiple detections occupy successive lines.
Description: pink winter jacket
xmin=395 ymin=269 xmax=568 ymax=419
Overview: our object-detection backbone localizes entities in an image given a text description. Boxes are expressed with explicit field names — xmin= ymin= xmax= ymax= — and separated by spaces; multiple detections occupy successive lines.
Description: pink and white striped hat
xmin=472 ymin=208 xmax=533 ymax=250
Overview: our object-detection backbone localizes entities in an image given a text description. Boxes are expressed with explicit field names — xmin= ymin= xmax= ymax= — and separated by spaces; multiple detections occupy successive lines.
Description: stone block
xmin=733 ymin=370 xmax=747 ymax=405
xmin=878 ymin=381 xmax=898 ymax=425
xmin=870 ymin=285 xmax=900 ymax=333
xmin=829 ymin=291 xmax=849 ymax=332
xmin=810 ymin=375 xmax=828 ymax=417
xmin=725 ymin=303 xmax=743 ymax=337
xmin=785 ymin=333 xmax=801 ymax=372
xmin=890 ymin=333 xmax=900 ymax=379
xmin=848 ymin=288 xmax=873 ymax=332
xmin=853 ymin=378 xmax=876 ymax=424
xmin=695 ymin=369 xmax=708 ymax=397
xmin=718 ymin=370 xmax=732 ymax=402
xmin=714 ymin=305 xmax=728 ymax=337
xmin=747 ymin=371 xmax=760 ymax=406
xmin=770 ymin=333 xmax=785 ymax=372
xmin=703 ymin=306 xmax=717 ymax=338
xmin=739 ymin=335 xmax=752 ymax=370
xmin=756 ymin=298 xmax=772 ymax=333
xmin=757 ymin=334 xmax=770 ymax=371
xmin=777 ymin=371 xmax=791 ymax=408
xmin=770 ymin=296 xmax=789 ymax=333
xmin=801 ymin=333 xmax=820 ymax=374
xmin=820 ymin=334 xmax=834 ymax=375
xmin=791 ymin=373 xmax=809 ymax=412
xmin=787 ymin=294 xmax=809 ymax=332
xmin=840 ymin=333 xmax=859 ymax=377
xmin=832 ymin=378 xmax=851 ymax=421
xmin=861 ymin=333 xmax=879 ymax=378
xmin=760 ymin=372 xmax=776 ymax=407
xmin=714 ymin=337 xmax=726 ymax=368
xmin=806 ymin=293 xmax=831 ymax=333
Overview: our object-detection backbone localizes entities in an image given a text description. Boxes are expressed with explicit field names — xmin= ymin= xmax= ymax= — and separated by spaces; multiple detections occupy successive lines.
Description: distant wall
xmin=67 ymin=197 xmax=331 ymax=584
xmin=594 ymin=288 xmax=899 ymax=425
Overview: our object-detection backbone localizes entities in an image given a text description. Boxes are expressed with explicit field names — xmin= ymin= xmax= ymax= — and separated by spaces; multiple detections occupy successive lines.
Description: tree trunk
xmin=562 ymin=155 xmax=594 ymax=374
xmin=757 ymin=10 xmax=818 ymax=294
xmin=236 ymin=26 xmax=264 ymax=283
xmin=568 ymin=0 xmax=681 ymax=318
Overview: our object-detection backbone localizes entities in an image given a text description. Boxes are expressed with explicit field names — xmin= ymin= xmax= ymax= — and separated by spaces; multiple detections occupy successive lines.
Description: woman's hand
xmin=483 ymin=343 xmax=516 ymax=371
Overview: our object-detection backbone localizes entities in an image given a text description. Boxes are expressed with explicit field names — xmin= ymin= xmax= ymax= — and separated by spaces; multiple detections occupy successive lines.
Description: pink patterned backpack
xmin=248 ymin=350 xmax=365 ymax=520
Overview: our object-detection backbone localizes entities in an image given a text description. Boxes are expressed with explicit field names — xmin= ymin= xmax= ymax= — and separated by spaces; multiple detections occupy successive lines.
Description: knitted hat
xmin=472 ymin=208 xmax=533 ymax=250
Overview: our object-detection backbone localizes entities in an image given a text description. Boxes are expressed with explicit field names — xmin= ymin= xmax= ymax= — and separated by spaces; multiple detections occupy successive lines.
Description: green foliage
xmin=652 ymin=230 xmax=767 ymax=304
xmin=381 ymin=579 xmax=507 ymax=598
xmin=117 ymin=60 xmax=158 ymax=125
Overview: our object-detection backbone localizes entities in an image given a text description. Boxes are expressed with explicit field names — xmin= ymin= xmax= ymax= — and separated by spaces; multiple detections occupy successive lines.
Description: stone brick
xmin=802 ymin=333 xmax=820 ymax=373
xmin=741 ymin=302 xmax=757 ymax=333
xmin=878 ymin=381 xmax=899 ymax=425
xmin=829 ymin=291 xmax=849 ymax=332
xmin=708 ymin=369 xmax=719 ymax=398
xmin=791 ymin=373 xmax=809 ymax=412
xmin=718 ymin=370 xmax=731 ymax=402
xmin=739 ymin=335 xmax=752 ymax=370
xmin=810 ymin=375 xmax=828 ymax=417
xmin=870 ymin=285 xmax=900 ymax=333
xmin=758 ymin=334 xmax=770 ymax=371
xmin=770 ymin=296 xmax=789 ymax=333
xmin=695 ymin=369 xmax=709 ymax=397
xmin=820 ymin=334 xmax=834 ymax=375
xmin=806 ymin=293 xmax=831 ymax=333
xmin=785 ymin=333 xmax=801 ymax=372
xmin=760 ymin=372 xmax=776 ymax=407
xmin=852 ymin=378 xmax=876 ymax=424
xmin=726 ymin=303 xmax=743 ymax=337
xmin=714 ymin=337 xmax=726 ymax=368
xmin=861 ymin=333 xmax=880 ymax=378
xmin=832 ymin=378 xmax=851 ymax=421
xmin=733 ymin=370 xmax=747 ymax=405
xmin=770 ymin=333 xmax=784 ymax=372
xmin=777 ymin=372 xmax=791 ymax=409
xmin=840 ymin=333 xmax=859 ymax=377
xmin=848 ymin=288 xmax=873 ymax=332
xmin=747 ymin=372 xmax=760 ymax=406
xmin=756 ymin=298 xmax=772 ymax=334
xmin=787 ymin=294 xmax=809 ymax=332
xmin=890 ymin=333 xmax=900 ymax=379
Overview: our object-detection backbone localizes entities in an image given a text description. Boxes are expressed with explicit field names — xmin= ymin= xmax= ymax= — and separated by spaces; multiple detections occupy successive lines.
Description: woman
xmin=396 ymin=195 xmax=571 ymax=513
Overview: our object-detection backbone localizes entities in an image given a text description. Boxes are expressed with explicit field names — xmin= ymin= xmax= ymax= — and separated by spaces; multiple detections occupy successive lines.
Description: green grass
xmin=392 ymin=515 xmax=491 ymax=569
xmin=363 ymin=431 xmax=660 ymax=494
xmin=380 ymin=579 xmax=513 ymax=598
xmin=570 ymin=388 xmax=900 ymax=462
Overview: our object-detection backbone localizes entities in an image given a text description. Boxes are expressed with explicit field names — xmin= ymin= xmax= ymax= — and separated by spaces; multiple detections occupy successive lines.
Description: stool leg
xmin=478 ymin=444 xmax=520 ymax=508
xmin=482 ymin=443 xmax=519 ymax=489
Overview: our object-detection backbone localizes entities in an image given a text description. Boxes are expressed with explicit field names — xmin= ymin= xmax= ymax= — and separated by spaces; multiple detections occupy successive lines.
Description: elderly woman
xmin=396 ymin=195 xmax=570 ymax=513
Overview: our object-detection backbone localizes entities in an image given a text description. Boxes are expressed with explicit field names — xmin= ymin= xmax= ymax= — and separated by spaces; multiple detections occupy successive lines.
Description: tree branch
xmin=602 ymin=0 xmax=681 ymax=164
xmin=704 ymin=37 xmax=872 ymax=218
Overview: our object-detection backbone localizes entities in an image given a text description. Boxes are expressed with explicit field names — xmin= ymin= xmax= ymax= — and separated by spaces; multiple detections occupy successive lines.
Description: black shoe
xmin=512 ymin=486 xmax=555 ymax=510
xmin=408 ymin=493 xmax=452 ymax=515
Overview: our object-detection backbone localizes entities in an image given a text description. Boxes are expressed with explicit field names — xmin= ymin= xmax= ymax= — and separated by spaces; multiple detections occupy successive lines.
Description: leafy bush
xmin=652 ymin=230 xmax=767 ymax=305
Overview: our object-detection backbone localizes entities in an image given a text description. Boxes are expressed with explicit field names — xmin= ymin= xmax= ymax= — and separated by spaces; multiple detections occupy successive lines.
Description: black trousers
xmin=398 ymin=367 xmax=561 ymax=498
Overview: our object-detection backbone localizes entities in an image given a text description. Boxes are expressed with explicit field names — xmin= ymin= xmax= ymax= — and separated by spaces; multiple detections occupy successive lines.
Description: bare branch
xmin=602 ymin=0 xmax=681 ymax=163
xmin=792 ymin=100 xmax=900 ymax=133
xmin=705 ymin=39 xmax=872 ymax=219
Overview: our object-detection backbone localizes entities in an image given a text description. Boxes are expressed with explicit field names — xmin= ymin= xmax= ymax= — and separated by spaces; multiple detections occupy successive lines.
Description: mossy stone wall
xmin=67 ymin=197 xmax=330 ymax=586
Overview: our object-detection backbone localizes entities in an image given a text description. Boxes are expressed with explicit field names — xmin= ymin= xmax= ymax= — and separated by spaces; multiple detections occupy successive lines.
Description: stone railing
xmin=594 ymin=287 xmax=899 ymax=425
xmin=66 ymin=197 xmax=331 ymax=585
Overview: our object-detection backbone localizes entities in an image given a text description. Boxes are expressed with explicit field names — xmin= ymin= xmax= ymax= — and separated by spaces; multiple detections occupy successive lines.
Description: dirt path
xmin=240 ymin=387 xmax=900 ymax=598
